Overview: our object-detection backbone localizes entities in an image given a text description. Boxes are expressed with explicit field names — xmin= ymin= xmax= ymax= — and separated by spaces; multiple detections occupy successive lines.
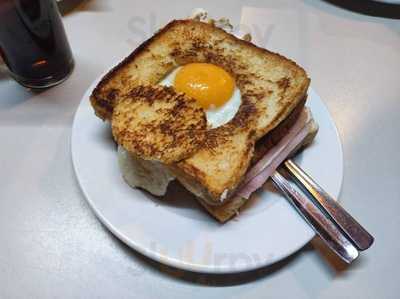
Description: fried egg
xmin=159 ymin=63 xmax=241 ymax=128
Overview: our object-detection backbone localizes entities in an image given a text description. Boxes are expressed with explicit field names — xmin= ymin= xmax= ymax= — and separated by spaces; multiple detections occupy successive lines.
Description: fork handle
xmin=284 ymin=159 xmax=374 ymax=251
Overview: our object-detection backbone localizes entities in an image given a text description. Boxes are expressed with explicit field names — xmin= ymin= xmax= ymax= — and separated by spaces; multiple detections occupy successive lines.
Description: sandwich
xmin=90 ymin=16 xmax=318 ymax=222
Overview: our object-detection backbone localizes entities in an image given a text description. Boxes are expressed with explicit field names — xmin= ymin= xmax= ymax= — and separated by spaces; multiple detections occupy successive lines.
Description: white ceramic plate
xmin=71 ymin=81 xmax=343 ymax=274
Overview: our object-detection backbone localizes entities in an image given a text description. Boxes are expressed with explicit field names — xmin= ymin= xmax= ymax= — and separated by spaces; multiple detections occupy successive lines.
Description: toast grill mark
xmin=112 ymin=85 xmax=207 ymax=164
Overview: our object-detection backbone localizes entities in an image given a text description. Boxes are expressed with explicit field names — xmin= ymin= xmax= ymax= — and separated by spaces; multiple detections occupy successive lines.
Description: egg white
xmin=159 ymin=66 xmax=241 ymax=128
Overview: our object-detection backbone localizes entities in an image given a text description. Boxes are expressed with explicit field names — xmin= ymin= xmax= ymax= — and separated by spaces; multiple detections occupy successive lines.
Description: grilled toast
xmin=90 ymin=19 xmax=310 ymax=205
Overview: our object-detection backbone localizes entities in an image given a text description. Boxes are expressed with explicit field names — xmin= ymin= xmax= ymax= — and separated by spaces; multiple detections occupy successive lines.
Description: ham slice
xmin=234 ymin=108 xmax=312 ymax=199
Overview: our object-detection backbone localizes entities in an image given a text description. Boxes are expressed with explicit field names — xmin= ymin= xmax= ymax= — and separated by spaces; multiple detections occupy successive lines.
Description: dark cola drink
xmin=0 ymin=0 xmax=74 ymax=88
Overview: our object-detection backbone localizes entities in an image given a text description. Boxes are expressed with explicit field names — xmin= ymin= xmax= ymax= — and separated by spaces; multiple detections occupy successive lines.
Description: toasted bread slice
xmin=91 ymin=19 xmax=310 ymax=205
xmin=199 ymin=113 xmax=319 ymax=223
xmin=112 ymin=85 xmax=206 ymax=164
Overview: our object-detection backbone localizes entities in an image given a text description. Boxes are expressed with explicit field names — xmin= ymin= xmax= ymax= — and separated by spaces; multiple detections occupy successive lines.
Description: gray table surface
xmin=1 ymin=0 xmax=399 ymax=298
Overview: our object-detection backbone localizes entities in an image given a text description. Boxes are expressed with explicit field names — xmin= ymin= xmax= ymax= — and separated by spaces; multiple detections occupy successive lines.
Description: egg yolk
xmin=173 ymin=63 xmax=235 ymax=109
